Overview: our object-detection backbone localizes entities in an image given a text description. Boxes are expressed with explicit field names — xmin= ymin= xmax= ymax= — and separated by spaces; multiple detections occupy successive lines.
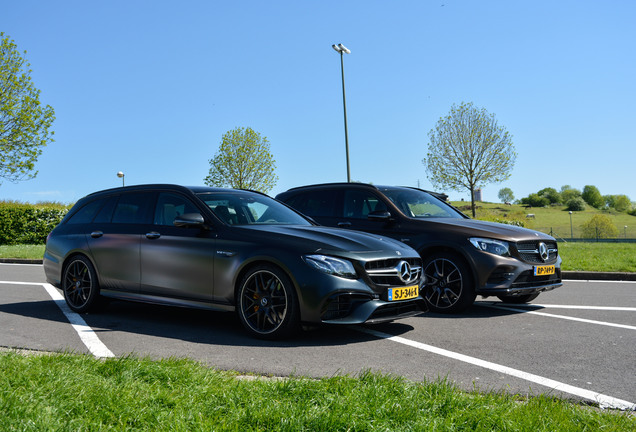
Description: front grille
xmin=516 ymin=241 xmax=558 ymax=264
xmin=365 ymin=258 xmax=422 ymax=286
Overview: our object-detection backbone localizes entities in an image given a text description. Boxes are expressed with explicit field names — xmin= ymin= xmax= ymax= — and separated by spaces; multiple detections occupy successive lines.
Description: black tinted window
xmin=285 ymin=190 xmax=337 ymax=218
xmin=66 ymin=199 xmax=106 ymax=224
xmin=154 ymin=192 xmax=200 ymax=226
xmin=93 ymin=196 xmax=118 ymax=223
xmin=111 ymin=193 xmax=153 ymax=224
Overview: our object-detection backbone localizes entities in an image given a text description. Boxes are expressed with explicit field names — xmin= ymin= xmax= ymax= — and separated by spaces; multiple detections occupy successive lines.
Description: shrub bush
xmin=0 ymin=201 xmax=70 ymax=245
xmin=566 ymin=197 xmax=586 ymax=211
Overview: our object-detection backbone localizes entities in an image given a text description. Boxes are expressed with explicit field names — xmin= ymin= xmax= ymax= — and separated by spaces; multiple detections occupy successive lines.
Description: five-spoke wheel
xmin=62 ymin=255 xmax=100 ymax=313
xmin=237 ymin=265 xmax=299 ymax=339
xmin=422 ymin=252 xmax=475 ymax=313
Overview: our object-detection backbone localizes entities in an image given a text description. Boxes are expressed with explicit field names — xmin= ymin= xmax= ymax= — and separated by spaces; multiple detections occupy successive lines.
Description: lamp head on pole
xmin=332 ymin=43 xmax=351 ymax=54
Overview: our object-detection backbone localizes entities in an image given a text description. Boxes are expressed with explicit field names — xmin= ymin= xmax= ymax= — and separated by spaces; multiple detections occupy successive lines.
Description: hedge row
xmin=0 ymin=202 xmax=70 ymax=245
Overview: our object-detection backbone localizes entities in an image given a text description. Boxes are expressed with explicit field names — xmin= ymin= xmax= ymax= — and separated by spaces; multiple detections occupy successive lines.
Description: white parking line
xmin=357 ymin=327 xmax=636 ymax=411
xmin=563 ymin=279 xmax=636 ymax=284
xmin=0 ymin=281 xmax=114 ymax=358
xmin=489 ymin=303 xmax=636 ymax=312
xmin=475 ymin=303 xmax=636 ymax=331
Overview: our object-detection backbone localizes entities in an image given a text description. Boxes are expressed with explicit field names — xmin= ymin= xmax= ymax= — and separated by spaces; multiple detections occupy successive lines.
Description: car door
xmin=140 ymin=191 xmax=216 ymax=302
xmin=86 ymin=192 xmax=154 ymax=293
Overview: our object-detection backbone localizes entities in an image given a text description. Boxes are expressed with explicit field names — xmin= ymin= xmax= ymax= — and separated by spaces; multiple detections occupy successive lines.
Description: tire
xmin=422 ymin=252 xmax=475 ymax=313
xmin=62 ymin=255 xmax=100 ymax=313
xmin=497 ymin=293 xmax=540 ymax=304
xmin=237 ymin=265 xmax=300 ymax=339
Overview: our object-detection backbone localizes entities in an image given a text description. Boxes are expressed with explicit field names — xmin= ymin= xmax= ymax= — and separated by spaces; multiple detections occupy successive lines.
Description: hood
xmin=240 ymin=225 xmax=418 ymax=259
xmin=419 ymin=218 xmax=555 ymax=242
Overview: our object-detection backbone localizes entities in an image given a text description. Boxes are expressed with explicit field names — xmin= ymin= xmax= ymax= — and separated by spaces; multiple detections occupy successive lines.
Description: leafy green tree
xmin=423 ymin=102 xmax=516 ymax=217
xmin=581 ymin=214 xmax=618 ymax=239
xmin=1 ymin=33 xmax=55 ymax=184
xmin=604 ymin=194 xmax=631 ymax=212
xmin=497 ymin=187 xmax=514 ymax=203
xmin=520 ymin=193 xmax=549 ymax=208
xmin=204 ymin=127 xmax=278 ymax=193
xmin=560 ymin=185 xmax=581 ymax=203
xmin=582 ymin=185 xmax=604 ymax=209
xmin=537 ymin=187 xmax=562 ymax=205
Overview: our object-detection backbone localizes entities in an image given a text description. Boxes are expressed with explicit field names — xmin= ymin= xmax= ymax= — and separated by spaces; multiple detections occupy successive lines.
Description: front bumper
xmin=319 ymin=293 xmax=427 ymax=324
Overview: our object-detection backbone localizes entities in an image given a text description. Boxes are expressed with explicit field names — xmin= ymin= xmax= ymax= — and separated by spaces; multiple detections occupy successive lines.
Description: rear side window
xmin=66 ymin=199 xmax=107 ymax=224
xmin=284 ymin=190 xmax=337 ymax=218
xmin=111 ymin=193 xmax=153 ymax=224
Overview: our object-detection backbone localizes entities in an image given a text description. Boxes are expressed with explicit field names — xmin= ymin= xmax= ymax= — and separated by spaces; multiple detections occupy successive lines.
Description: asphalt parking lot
xmin=1 ymin=263 xmax=634 ymax=410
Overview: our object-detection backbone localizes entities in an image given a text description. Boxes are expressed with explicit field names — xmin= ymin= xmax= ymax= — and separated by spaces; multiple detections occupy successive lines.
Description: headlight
xmin=469 ymin=238 xmax=510 ymax=257
xmin=303 ymin=255 xmax=357 ymax=279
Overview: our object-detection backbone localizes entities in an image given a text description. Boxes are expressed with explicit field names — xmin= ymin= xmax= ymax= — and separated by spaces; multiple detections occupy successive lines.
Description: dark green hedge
xmin=0 ymin=202 xmax=70 ymax=245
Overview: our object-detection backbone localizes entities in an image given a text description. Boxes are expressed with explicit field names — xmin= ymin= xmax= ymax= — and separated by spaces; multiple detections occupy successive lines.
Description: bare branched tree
xmin=423 ymin=102 xmax=516 ymax=217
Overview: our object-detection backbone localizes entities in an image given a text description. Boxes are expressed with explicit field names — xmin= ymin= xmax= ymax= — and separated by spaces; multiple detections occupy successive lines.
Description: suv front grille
xmin=516 ymin=241 xmax=558 ymax=264
xmin=365 ymin=258 xmax=422 ymax=286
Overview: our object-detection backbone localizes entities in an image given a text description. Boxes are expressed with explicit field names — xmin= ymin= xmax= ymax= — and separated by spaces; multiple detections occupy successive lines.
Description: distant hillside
xmin=451 ymin=201 xmax=635 ymax=240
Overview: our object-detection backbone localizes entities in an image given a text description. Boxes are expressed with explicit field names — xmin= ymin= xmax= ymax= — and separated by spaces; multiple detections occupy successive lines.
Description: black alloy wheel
xmin=237 ymin=265 xmax=299 ymax=339
xmin=422 ymin=252 xmax=475 ymax=313
xmin=62 ymin=255 xmax=100 ymax=313
xmin=497 ymin=293 xmax=540 ymax=304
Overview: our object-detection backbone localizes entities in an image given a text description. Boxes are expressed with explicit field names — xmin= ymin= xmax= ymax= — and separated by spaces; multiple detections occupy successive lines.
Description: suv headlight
xmin=303 ymin=255 xmax=357 ymax=279
xmin=469 ymin=238 xmax=510 ymax=257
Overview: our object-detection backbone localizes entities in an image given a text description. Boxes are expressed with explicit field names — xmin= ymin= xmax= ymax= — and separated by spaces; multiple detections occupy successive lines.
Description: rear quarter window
xmin=284 ymin=190 xmax=337 ymax=218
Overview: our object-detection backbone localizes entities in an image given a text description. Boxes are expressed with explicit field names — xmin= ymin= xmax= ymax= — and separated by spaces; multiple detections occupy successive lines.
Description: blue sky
xmin=2 ymin=0 xmax=635 ymax=204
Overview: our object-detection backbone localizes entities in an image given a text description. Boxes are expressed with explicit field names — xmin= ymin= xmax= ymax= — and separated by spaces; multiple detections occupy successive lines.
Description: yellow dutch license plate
xmin=388 ymin=285 xmax=419 ymax=301
xmin=534 ymin=265 xmax=555 ymax=276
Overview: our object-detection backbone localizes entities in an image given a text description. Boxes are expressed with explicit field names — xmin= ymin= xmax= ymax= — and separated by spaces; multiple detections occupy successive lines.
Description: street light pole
xmin=569 ymin=211 xmax=573 ymax=239
xmin=332 ymin=43 xmax=351 ymax=182
xmin=117 ymin=171 xmax=125 ymax=187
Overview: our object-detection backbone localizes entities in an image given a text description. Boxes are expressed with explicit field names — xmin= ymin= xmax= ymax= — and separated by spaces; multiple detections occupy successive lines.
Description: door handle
xmin=90 ymin=231 xmax=103 ymax=238
xmin=146 ymin=232 xmax=161 ymax=240
xmin=337 ymin=222 xmax=352 ymax=228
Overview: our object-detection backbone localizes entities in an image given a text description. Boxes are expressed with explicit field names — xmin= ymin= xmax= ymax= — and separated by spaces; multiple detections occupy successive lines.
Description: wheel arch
xmin=60 ymin=251 xmax=101 ymax=287
xmin=417 ymin=245 xmax=478 ymax=284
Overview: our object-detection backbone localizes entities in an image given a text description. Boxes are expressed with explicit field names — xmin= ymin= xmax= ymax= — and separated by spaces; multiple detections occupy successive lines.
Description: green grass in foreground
xmin=1 ymin=352 xmax=632 ymax=431
xmin=2 ymin=243 xmax=635 ymax=273
xmin=558 ymin=242 xmax=636 ymax=272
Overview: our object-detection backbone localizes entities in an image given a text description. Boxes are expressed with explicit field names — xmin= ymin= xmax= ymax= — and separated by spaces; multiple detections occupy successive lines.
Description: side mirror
xmin=173 ymin=212 xmax=206 ymax=228
xmin=367 ymin=210 xmax=392 ymax=221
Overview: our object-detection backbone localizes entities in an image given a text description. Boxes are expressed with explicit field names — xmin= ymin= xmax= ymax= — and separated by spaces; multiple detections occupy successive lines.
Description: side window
xmin=343 ymin=191 xmax=387 ymax=219
xmin=111 ymin=193 xmax=153 ymax=224
xmin=154 ymin=192 xmax=200 ymax=226
xmin=286 ymin=190 xmax=337 ymax=218
xmin=93 ymin=196 xmax=118 ymax=223
xmin=66 ymin=199 xmax=107 ymax=224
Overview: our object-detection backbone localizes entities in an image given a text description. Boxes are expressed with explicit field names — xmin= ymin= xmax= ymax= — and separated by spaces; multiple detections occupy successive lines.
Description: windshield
xmin=196 ymin=191 xmax=312 ymax=226
xmin=381 ymin=187 xmax=465 ymax=219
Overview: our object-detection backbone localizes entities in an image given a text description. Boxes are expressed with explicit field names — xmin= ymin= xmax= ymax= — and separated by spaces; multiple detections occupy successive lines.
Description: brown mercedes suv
xmin=277 ymin=183 xmax=562 ymax=313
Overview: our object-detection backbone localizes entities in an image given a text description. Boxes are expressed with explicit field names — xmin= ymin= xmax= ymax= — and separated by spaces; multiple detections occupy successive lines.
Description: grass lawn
xmin=3 ymin=242 xmax=635 ymax=273
xmin=1 ymin=352 xmax=633 ymax=431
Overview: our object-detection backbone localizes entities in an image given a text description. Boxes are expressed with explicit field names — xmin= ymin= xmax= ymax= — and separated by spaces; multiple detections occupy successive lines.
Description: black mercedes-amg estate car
xmin=44 ymin=184 xmax=426 ymax=339
xmin=277 ymin=183 xmax=562 ymax=313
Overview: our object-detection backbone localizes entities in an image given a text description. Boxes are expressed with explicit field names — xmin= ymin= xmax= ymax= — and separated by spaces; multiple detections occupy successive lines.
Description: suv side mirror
xmin=368 ymin=210 xmax=392 ymax=221
xmin=173 ymin=212 xmax=206 ymax=228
